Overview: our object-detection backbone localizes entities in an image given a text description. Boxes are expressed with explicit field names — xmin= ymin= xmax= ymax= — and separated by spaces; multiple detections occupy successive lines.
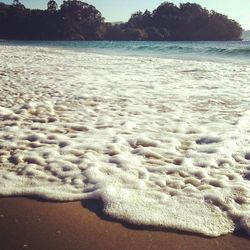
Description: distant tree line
xmin=0 ymin=0 xmax=243 ymax=41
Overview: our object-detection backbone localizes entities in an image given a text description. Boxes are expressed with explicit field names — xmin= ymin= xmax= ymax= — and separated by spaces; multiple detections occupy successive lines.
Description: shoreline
xmin=0 ymin=197 xmax=249 ymax=250
xmin=0 ymin=43 xmax=250 ymax=248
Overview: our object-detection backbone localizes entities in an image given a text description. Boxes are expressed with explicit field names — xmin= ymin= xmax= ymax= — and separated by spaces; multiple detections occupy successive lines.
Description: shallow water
xmin=0 ymin=42 xmax=250 ymax=237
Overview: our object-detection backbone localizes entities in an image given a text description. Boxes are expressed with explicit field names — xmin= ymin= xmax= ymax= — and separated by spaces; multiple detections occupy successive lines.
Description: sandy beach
xmin=0 ymin=197 xmax=249 ymax=250
xmin=1 ymin=43 xmax=250 ymax=247
xmin=0 ymin=0 xmax=250 ymax=247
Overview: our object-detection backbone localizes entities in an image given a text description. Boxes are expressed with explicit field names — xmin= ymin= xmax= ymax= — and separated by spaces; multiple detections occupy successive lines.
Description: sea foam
xmin=0 ymin=44 xmax=250 ymax=237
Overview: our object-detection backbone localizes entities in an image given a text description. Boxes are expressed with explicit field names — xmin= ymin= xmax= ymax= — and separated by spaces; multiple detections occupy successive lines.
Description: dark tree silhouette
xmin=12 ymin=0 xmax=25 ymax=10
xmin=124 ymin=2 xmax=242 ymax=41
xmin=47 ymin=0 xmax=58 ymax=13
xmin=0 ymin=1 xmax=243 ymax=41
xmin=59 ymin=0 xmax=104 ymax=39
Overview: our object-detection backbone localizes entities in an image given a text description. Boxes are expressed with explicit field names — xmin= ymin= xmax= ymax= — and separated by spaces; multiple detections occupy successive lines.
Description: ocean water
xmin=1 ymin=40 xmax=250 ymax=63
xmin=0 ymin=41 xmax=250 ymax=237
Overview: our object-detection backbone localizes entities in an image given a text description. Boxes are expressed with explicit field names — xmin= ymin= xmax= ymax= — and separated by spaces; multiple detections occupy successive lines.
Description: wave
xmin=61 ymin=41 xmax=250 ymax=63
xmin=124 ymin=43 xmax=250 ymax=59
xmin=1 ymin=40 xmax=250 ymax=62
xmin=204 ymin=46 xmax=250 ymax=56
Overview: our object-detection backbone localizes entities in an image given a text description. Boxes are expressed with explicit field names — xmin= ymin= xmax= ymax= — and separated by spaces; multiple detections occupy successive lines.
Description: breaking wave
xmin=1 ymin=40 xmax=250 ymax=63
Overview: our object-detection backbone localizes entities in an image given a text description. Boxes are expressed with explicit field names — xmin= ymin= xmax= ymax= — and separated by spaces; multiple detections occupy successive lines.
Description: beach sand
xmin=0 ymin=197 xmax=249 ymax=250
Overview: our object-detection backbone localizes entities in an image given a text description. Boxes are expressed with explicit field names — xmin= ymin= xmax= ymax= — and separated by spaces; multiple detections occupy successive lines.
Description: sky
xmin=2 ymin=0 xmax=250 ymax=30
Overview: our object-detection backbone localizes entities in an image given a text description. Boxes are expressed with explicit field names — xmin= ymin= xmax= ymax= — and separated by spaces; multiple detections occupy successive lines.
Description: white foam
xmin=0 ymin=45 xmax=250 ymax=237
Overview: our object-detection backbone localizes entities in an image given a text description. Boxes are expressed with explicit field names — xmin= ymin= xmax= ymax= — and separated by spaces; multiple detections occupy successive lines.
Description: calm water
xmin=1 ymin=40 xmax=250 ymax=63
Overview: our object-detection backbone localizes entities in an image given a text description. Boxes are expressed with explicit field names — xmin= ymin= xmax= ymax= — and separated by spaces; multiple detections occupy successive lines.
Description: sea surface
xmin=1 ymin=40 xmax=250 ymax=63
xmin=0 ymin=41 xmax=250 ymax=237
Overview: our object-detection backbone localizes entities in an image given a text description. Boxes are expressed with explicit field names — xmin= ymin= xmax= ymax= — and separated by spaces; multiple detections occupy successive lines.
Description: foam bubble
xmin=0 ymin=44 xmax=250 ymax=237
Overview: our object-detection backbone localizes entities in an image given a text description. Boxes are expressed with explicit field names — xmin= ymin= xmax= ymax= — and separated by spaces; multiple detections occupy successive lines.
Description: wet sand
xmin=0 ymin=198 xmax=249 ymax=250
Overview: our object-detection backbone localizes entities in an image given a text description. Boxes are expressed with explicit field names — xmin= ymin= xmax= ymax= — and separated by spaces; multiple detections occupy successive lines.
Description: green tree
xmin=145 ymin=27 xmax=170 ymax=40
xmin=47 ymin=0 xmax=58 ymax=13
xmin=127 ymin=11 xmax=144 ymax=28
xmin=127 ymin=10 xmax=152 ymax=29
xmin=12 ymin=0 xmax=25 ymax=10
xmin=59 ymin=0 xmax=104 ymax=39
xmin=123 ymin=28 xmax=148 ymax=40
